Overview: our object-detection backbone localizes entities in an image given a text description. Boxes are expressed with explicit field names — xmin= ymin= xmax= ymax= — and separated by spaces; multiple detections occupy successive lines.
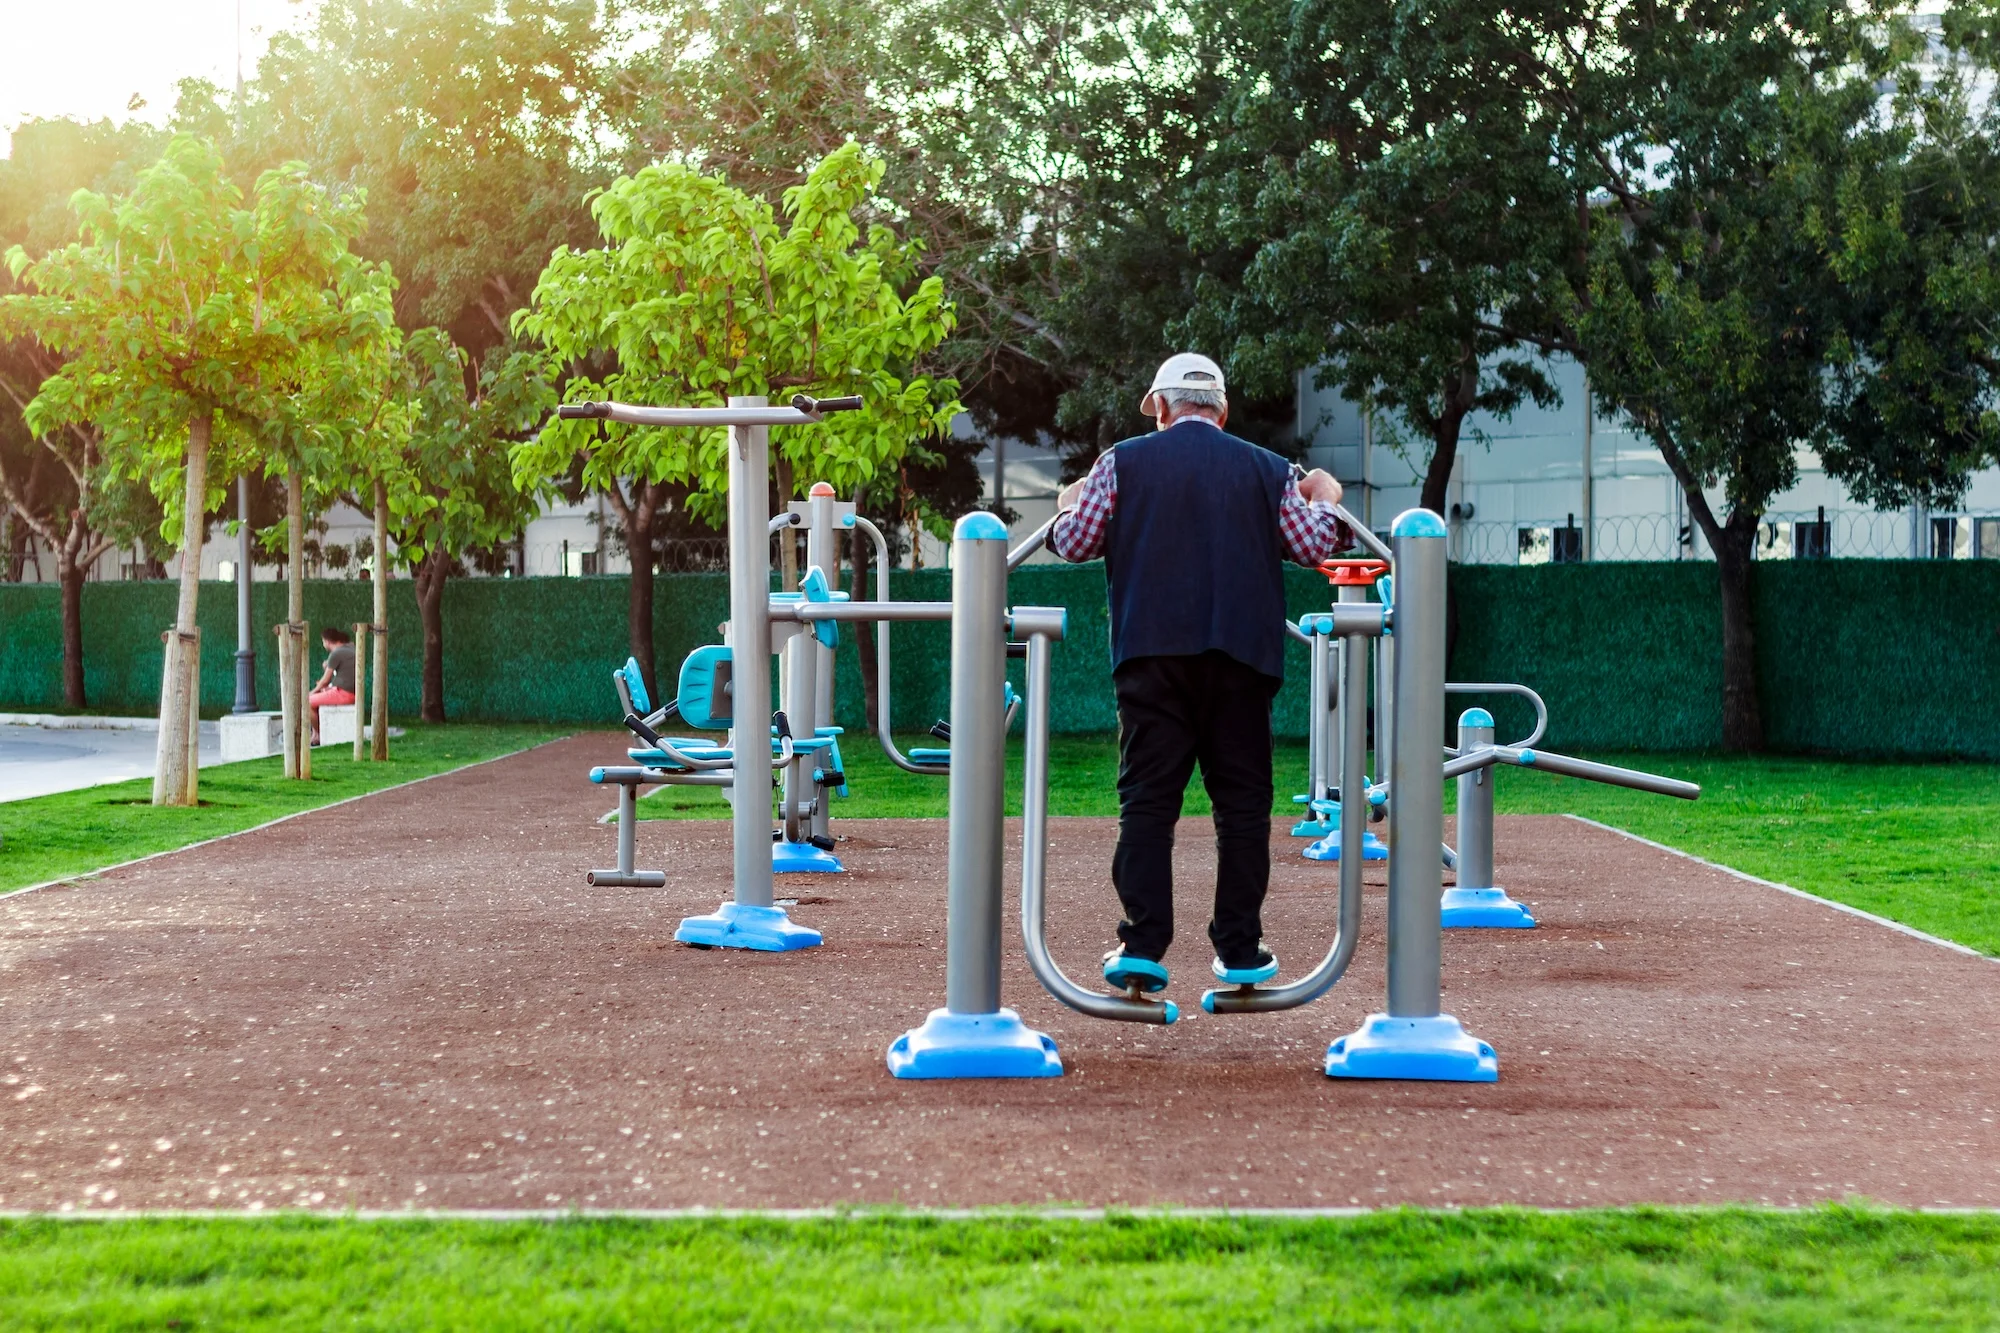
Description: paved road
xmin=0 ymin=721 xmax=222 ymax=804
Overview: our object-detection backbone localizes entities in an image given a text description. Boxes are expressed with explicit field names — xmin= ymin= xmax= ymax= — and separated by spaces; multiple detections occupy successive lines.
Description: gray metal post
xmin=727 ymin=398 xmax=774 ymax=910
xmin=232 ymin=474 xmax=256 ymax=713
xmin=1305 ymin=624 xmax=1326 ymax=804
xmin=1455 ymin=711 xmax=1495 ymax=891
xmin=1326 ymin=508 xmax=1497 ymax=1080
xmin=1385 ymin=526 xmax=1445 ymax=1018
xmin=944 ymin=516 xmax=1009 ymax=1015
xmin=886 ymin=511 xmax=1061 ymax=1078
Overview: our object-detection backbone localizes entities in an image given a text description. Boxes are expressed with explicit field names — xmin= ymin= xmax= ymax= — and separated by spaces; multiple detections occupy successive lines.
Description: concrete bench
xmin=319 ymin=703 xmax=359 ymax=746
xmin=219 ymin=712 xmax=284 ymax=762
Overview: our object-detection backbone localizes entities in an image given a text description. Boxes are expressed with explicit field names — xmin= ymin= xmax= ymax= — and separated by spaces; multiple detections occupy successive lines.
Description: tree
xmin=2 ymin=134 xmax=397 ymax=804
xmin=195 ymin=0 xmax=612 ymax=364
xmin=1171 ymin=0 xmax=1583 ymax=512
xmin=1573 ymin=2 xmax=2000 ymax=749
xmin=379 ymin=329 xmax=551 ymax=721
xmin=513 ymin=142 xmax=959 ymax=700
xmin=0 ymin=117 xmax=162 ymax=705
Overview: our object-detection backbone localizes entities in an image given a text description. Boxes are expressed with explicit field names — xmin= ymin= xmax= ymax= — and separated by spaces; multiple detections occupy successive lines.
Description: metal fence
xmin=1448 ymin=507 xmax=2000 ymax=565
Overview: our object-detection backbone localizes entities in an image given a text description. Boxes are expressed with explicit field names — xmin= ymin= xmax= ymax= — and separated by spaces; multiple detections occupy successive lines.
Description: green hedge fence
xmin=2 ymin=559 xmax=1995 ymax=757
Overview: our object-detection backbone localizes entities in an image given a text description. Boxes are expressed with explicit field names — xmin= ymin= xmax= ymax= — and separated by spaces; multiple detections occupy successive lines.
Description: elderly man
xmin=1050 ymin=352 xmax=1351 ymax=995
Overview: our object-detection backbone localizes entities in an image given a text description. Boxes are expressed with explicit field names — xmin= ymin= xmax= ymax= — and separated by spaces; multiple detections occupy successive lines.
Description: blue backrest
xmin=613 ymin=656 xmax=650 ymax=716
xmin=677 ymin=645 xmax=733 ymax=730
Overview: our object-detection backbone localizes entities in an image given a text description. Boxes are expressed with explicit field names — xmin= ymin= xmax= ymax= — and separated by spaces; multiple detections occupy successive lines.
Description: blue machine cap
xmin=1459 ymin=707 xmax=1495 ymax=728
xmin=1390 ymin=508 xmax=1449 ymax=539
xmin=955 ymin=510 xmax=1009 ymax=542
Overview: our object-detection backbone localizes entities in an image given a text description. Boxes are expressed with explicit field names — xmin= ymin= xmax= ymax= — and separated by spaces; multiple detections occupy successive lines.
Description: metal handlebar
xmin=1443 ymin=682 xmax=1550 ymax=751
xmin=556 ymin=400 xmax=828 ymax=427
xmin=1440 ymin=744 xmax=1701 ymax=800
xmin=1007 ymin=513 xmax=1062 ymax=570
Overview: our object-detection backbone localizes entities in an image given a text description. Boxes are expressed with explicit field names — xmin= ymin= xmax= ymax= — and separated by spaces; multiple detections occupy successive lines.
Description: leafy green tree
xmin=1574 ymin=2 xmax=2000 ymax=749
xmin=187 ymin=0 xmax=612 ymax=363
xmin=378 ymin=329 xmax=552 ymax=721
xmin=1 ymin=134 xmax=397 ymax=803
xmin=513 ymin=142 xmax=958 ymax=699
xmin=0 ymin=117 xmax=162 ymax=705
xmin=1174 ymin=0 xmax=1579 ymax=510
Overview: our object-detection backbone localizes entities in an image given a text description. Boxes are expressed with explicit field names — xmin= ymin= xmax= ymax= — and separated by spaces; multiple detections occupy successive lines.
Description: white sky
xmin=0 ymin=0 xmax=319 ymax=156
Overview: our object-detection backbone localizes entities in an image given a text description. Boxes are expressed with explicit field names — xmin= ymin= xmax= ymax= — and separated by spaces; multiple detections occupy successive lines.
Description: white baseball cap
xmin=1140 ymin=352 xmax=1227 ymax=415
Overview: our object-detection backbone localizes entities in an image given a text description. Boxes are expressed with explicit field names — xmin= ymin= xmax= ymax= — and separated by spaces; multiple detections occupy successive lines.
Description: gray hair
xmin=1156 ymin=386 xmax=1227 ymax=417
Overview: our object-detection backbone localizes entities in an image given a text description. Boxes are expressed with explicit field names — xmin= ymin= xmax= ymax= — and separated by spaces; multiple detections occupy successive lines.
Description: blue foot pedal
xmin=1303 ymin=829 xmax=1388 ymax=861
xmin=1210 ymin=954 xmax=1279 ymax=985
xmin=1291 ymin=817 xmax=1334 ymax=838
xmin=1324 ymin=1013 xmax=1498 ymax=1082
xmin=772 ymin=840 xmax=845 ymax=874
xmin=1440 ymin=886 xmax=1537 ymax=928
xmin=1102 ymin=952 xmax=1169 ymax=994
xmin=674 ymin=901 xmax=823 ymax=952
xmin=886 ymin=1008 xmax=1063 ymax=1079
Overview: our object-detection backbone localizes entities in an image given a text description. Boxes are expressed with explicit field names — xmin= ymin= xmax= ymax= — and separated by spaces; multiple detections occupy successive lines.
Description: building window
xmin=1517 ymin=526 xmax=1551 ymax=566
xmin=1795 ymin=507 xmax=1830 ymax=559
xmin=1551 ymin=515 xmax=1582 ymax=564
xmin=1976 ymin=517 xmax=2000 ymax=559
xmin=1932 ymin=516 xmax=1970 ymax=559
xmin=1756 ymin=521 xmax=1793 ymax=560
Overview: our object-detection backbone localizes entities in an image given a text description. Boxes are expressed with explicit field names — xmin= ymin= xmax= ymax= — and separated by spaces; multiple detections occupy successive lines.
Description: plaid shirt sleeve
xmin=1048 ymin=450 xmax=1118 ymax=561
xmin=1278 ymin=479 xmax=1356 ymax=566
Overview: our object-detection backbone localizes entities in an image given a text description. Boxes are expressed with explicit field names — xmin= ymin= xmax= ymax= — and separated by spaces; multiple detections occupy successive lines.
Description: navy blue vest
xmin=1103 ymin=419 xmax=1292 ymax=680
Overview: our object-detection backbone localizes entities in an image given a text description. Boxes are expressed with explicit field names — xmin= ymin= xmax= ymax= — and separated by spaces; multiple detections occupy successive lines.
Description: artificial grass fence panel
xmin=4 ymin=559 xmax=1997 ymax=752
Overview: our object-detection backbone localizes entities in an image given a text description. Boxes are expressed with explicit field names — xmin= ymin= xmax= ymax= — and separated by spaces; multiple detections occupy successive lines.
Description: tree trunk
xmin=1417 ymin=362 xmax=1478 ymax=515
xmin=416 ymin=549 xmax=449 ymax=723
xmin=775 ymin=456 xmax=798 ymax=591
xmin=154 ymin=413 xmax=210 ymax=807
xmin=1711 ymin=516 xmax=1765 ymax=752
xmin=625 ymin=504 xmax=658 ymax=706
xmin=850 ymin=486 xmax=879 ymax=730
xmin=372 ymin=481 xmax=389 ymax=759
xmin=58 ymin=547 xmax=86 ymax=709
xmin=1649 ymin=424 xmax=1767 ymax=753
xmin=283 ymin=467 xmax=307 ymax=777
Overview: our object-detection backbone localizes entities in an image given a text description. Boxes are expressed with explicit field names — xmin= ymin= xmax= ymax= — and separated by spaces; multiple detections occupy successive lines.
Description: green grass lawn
xmin=1 ymin=1207 xmax=1994 ymax=1330
xmin=0 ymin=723 xmax=567 ymax=895
xmin=641 ymin=735 xmax=2000 ymax=956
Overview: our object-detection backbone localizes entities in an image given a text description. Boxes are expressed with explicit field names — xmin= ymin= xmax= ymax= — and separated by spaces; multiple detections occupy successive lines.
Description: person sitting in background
xmin=309 ymin=626 xmax=357 ymax=745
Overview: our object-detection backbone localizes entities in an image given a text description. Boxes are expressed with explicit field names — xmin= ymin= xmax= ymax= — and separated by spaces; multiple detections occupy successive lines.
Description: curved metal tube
xmin=1204 ymin=625 xmax=1368 ymax=1014
xmin=769 ymin=512 xmax=801 ymax=535
xmin=1007 ymin=513 xmax=1061 ymax=570
xmin=1443 ymin=682 xmax=1549 ymax=751
xmin=1019 ymin=633 xmax=1176 ymax=1024
xmin=851 ymin=515 xmax=950 ymax=776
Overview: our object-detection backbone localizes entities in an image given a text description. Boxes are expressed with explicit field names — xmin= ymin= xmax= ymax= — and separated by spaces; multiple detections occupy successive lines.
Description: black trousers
xmin=1110 ymin=650 xmax=1279 ymax=966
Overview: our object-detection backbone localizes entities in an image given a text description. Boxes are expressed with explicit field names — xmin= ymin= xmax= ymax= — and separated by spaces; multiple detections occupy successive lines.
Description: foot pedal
xmin=807 ymin=834 xmax=836 ymax=851
xmin=1211 ymin=954 xmax=1279 ymax=986
xmin=1102 ymin=950 xmax=1168 ymax=995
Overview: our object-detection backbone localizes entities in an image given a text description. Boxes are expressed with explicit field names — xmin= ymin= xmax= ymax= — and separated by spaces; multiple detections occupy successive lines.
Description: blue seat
xmin=677 ymin=645 xmax=733 ymax=729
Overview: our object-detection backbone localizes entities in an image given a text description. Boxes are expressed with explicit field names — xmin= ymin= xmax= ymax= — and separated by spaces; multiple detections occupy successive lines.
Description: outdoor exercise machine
xmin=894 ymin=504 xmax=1700 ymax=1082
xmin=560 ymin=392 xmax=1047 ymax=953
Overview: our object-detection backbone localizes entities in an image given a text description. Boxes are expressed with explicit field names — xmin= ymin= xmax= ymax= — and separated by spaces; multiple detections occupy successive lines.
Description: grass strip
xmin=0 ymin=1207 xmax=1994 ymax=1330
xmin=639 ymin=736 xmax=2000 ymax=956
xmin=0 ymin=723 xmax=567 ymax=895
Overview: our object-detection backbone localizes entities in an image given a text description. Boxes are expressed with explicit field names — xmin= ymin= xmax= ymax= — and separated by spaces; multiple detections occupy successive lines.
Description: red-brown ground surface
xmin=2 ymin=732 xmax=1995 ymax=1212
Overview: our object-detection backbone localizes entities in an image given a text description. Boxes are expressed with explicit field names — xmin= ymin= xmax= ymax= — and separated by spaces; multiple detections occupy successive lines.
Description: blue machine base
xmin=1440 ymin=886 xmax=1537 ymax=928
xmin=1303 ymin=829 xmax=1388 ymax=861
xmin=886 ymin=1008 xmax=1063 ymax=1080
xmin=1325 ymin=1013 xmax=1498 ymax=1082
xmin=674 ymin=901 xmax=823 ymax=952
xmin=772 ymin=840 xmax=845 ymax=874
